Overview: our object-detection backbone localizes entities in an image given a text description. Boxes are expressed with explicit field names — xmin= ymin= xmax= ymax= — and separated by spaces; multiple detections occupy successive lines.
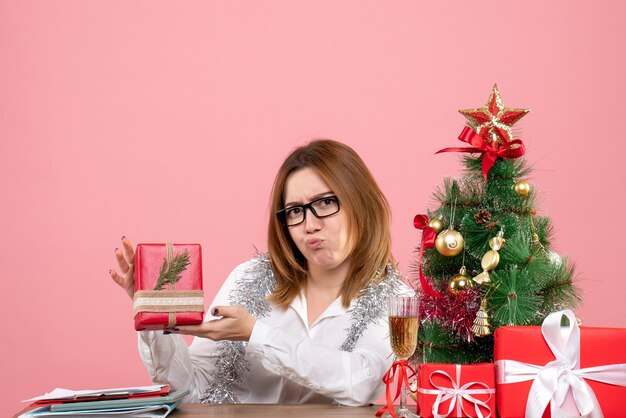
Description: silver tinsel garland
xmin=201 ymin=253 xmax=403 ymax=403
xmin=339 ymin=266 xmax=403 ymax=352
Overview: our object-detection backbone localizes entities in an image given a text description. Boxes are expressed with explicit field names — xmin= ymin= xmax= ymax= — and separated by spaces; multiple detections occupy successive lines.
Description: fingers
xmin=172 ymin=325 xmax=197 ymax=335
xmin=173 ymin=323 xmax=216 ymax=338
xmin=115 ymin=248 xmax=130 ymax=273
xmin=109 ymin=235 xmax=135 ymax=300
xmin=115 ymin=236 xmax=134 ymax=273
xmin=109 ymin=269 xmax=124 ymax=286
xmin=121 ymin=236 xmax=135 ymax=263
xmin=169 ymin=306 xmax=255 ymax=341
xmin=109 ymin=269 xmax=134 ymax=297
xmin=210 ymin=305 xmax=239 ymax=318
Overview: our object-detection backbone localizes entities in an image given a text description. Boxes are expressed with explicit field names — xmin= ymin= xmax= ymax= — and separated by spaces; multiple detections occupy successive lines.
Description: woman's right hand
xmin=109 ymin=236 xmax=135 ymax=300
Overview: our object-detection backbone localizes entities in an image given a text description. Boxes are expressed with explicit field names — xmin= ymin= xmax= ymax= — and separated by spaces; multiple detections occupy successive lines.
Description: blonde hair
xmin=267 ymin=139 xmax=394 ymax=309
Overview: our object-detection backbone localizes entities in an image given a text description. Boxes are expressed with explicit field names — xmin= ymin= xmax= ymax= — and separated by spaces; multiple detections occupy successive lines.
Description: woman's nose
xmin=303 ymin=208 xmax=322 ymax=232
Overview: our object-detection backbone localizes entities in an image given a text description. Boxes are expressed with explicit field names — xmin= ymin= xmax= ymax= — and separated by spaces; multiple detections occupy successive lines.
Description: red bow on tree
xmin=436 ymin=126 xmax=526 ymax=179
xmin=414 ymin=214 xmax=442 ymax=298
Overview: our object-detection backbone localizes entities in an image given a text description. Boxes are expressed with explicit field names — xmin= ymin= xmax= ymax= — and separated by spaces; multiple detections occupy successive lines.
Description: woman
xmin=110 ymin=139 xmax=410 ymax=405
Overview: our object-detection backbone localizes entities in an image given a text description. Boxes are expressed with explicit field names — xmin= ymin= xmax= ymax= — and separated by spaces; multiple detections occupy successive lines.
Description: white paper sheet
xmin=23 ymin=385 xmax=168 ymax=402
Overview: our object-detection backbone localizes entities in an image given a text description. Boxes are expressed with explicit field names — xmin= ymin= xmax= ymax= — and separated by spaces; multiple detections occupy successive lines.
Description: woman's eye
xmin=286 ymin=207 xmax=302 ymax=218
xmin=319 ymin=198 xmax=335 ymax=207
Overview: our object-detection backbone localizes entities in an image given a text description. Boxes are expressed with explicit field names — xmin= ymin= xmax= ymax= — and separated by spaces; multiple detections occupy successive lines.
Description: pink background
xmin=2 ymin=1 xmax=625 ymax=415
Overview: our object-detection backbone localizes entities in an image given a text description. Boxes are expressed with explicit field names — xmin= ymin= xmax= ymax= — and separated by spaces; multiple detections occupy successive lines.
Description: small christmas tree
xmin=413 ymin=85 xmax=580 ymax=364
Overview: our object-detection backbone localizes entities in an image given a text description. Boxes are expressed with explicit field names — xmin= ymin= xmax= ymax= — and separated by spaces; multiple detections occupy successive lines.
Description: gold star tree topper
xmin=459 ymin=84 xmax=530 ymax=145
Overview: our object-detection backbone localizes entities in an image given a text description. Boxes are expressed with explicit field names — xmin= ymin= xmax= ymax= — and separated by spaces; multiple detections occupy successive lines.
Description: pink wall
xmin=2 ymin=1 xmax=625 ymax=415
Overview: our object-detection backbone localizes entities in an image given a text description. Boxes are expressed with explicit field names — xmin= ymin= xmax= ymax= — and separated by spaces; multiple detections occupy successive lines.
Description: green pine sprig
xmin=499 ymin=232 xmax=532 ymax=266
xmin=538 ymin=258 xmax=581 ymax=312
xmin=417 ymin=320 xmax=464 ymax=363
xmin=490 ymin=267 xmax=542 ymax=326
xmin=154 ymin=249 xmax=191 ymax=291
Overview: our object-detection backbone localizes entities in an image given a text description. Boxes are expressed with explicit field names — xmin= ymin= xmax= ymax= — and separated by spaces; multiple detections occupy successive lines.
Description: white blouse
xmin=138 ymin=259 xmax=411 ymax=406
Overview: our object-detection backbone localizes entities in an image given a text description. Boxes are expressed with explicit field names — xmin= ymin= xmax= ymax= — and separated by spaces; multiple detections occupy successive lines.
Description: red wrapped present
xmin=133 ymin=243 xmax=204 ymax=331
xmin=417 ymin=362 xmax=496 ymax=418
xmin=495 ymin=310 xmax=626 ymax=418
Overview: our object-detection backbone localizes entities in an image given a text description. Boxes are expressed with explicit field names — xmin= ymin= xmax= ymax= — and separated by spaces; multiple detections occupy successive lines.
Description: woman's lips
xmin=306 ymin=239 xmax=323 ymax=250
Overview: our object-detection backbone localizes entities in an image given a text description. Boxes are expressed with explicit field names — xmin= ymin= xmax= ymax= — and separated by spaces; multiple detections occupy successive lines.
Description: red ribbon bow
xmin=376 ymin=360 xmax=417 ymax=418
xmin=436 ymin=126 xmax=526 ymax=179
xmin=413 ymin=214 xmax=442 ymax=298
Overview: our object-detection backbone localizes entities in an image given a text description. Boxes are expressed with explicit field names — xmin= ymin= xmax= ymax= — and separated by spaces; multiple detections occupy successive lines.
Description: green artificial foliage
xmin=490 ymin=267 xmax=542 ymax=327
xmin=154 ymin=249 xmax=191 ymax=291
xmin=418 ymin=320 xmax=494 ymax=364
xmin=414 ymin=150 xmax=581 ymax=364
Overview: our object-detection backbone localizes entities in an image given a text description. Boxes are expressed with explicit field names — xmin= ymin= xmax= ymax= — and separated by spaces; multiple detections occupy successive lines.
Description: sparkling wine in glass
xmin=388 ymin=296 xmax=420 ymax=418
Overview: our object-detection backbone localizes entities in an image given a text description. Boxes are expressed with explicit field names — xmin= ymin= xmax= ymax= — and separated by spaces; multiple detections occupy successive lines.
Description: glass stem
xmin=399 ymin=381 xmax=407 ymax=414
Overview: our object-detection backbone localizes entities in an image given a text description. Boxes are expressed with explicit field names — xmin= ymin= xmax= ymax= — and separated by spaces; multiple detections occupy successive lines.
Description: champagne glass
xmin=388 ymin=296 xmax=420 ymax=418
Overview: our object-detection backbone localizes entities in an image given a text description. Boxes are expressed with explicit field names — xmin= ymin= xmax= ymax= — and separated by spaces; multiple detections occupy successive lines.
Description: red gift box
xmin=495 ymin=310 xmax=626 ymax=418
xmin=417 ymin=362 xmax=496 ymax=418
xmin=133 ymin=243 xmax=204 ymax=331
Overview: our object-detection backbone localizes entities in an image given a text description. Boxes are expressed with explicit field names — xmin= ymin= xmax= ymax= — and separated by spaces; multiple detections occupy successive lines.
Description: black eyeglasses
xmin=276 ymin=195 xmax=340 ymax=226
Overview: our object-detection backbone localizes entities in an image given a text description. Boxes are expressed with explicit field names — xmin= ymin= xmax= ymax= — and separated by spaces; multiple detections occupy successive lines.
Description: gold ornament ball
xmin=428 ymin=218 xmax=444 ymax=234
xmin=435 ymin=229 xmax=464 ymax=257
xmin=514 ymin=180 xmax=531 ymax=196
xmin=448 ymin=267 xmax=473 ymax=295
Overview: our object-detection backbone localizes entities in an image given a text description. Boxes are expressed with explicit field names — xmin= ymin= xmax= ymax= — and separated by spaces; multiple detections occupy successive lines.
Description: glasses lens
xmin=283 ymin=206 xmax=305 ymax=226
xmin=311 ymin=196 xmax=339 ymax=217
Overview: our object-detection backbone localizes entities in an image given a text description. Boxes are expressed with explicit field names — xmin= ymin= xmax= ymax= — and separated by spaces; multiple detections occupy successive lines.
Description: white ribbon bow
xmin=418 ymin=364 xmax=495 ymax=418
xmin=495 ymin=309 xmax=626 ymax=418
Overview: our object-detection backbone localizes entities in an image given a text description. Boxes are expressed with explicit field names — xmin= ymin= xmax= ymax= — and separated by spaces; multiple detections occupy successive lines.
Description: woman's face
xmin=283 ymin=167 xmax=353 ymax=273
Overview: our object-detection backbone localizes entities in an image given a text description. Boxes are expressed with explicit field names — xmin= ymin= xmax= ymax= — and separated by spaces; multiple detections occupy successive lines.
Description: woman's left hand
xmin=171 ymin=306 xmax=256 ymax=341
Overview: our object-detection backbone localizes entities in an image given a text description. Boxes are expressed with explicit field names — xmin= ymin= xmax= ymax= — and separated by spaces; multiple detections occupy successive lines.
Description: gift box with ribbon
xmin=495 ymin=310 xmax=626 ymax=418
xmin=417 ymin=362 xmax=496 ymax=418
xmin=133 ymin=243 xmax=204 ymax=331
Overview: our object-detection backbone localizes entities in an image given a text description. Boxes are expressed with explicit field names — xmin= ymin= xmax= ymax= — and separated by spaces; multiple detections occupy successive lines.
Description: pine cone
xmin=474 ymin=209 xmax=491 ymax=225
